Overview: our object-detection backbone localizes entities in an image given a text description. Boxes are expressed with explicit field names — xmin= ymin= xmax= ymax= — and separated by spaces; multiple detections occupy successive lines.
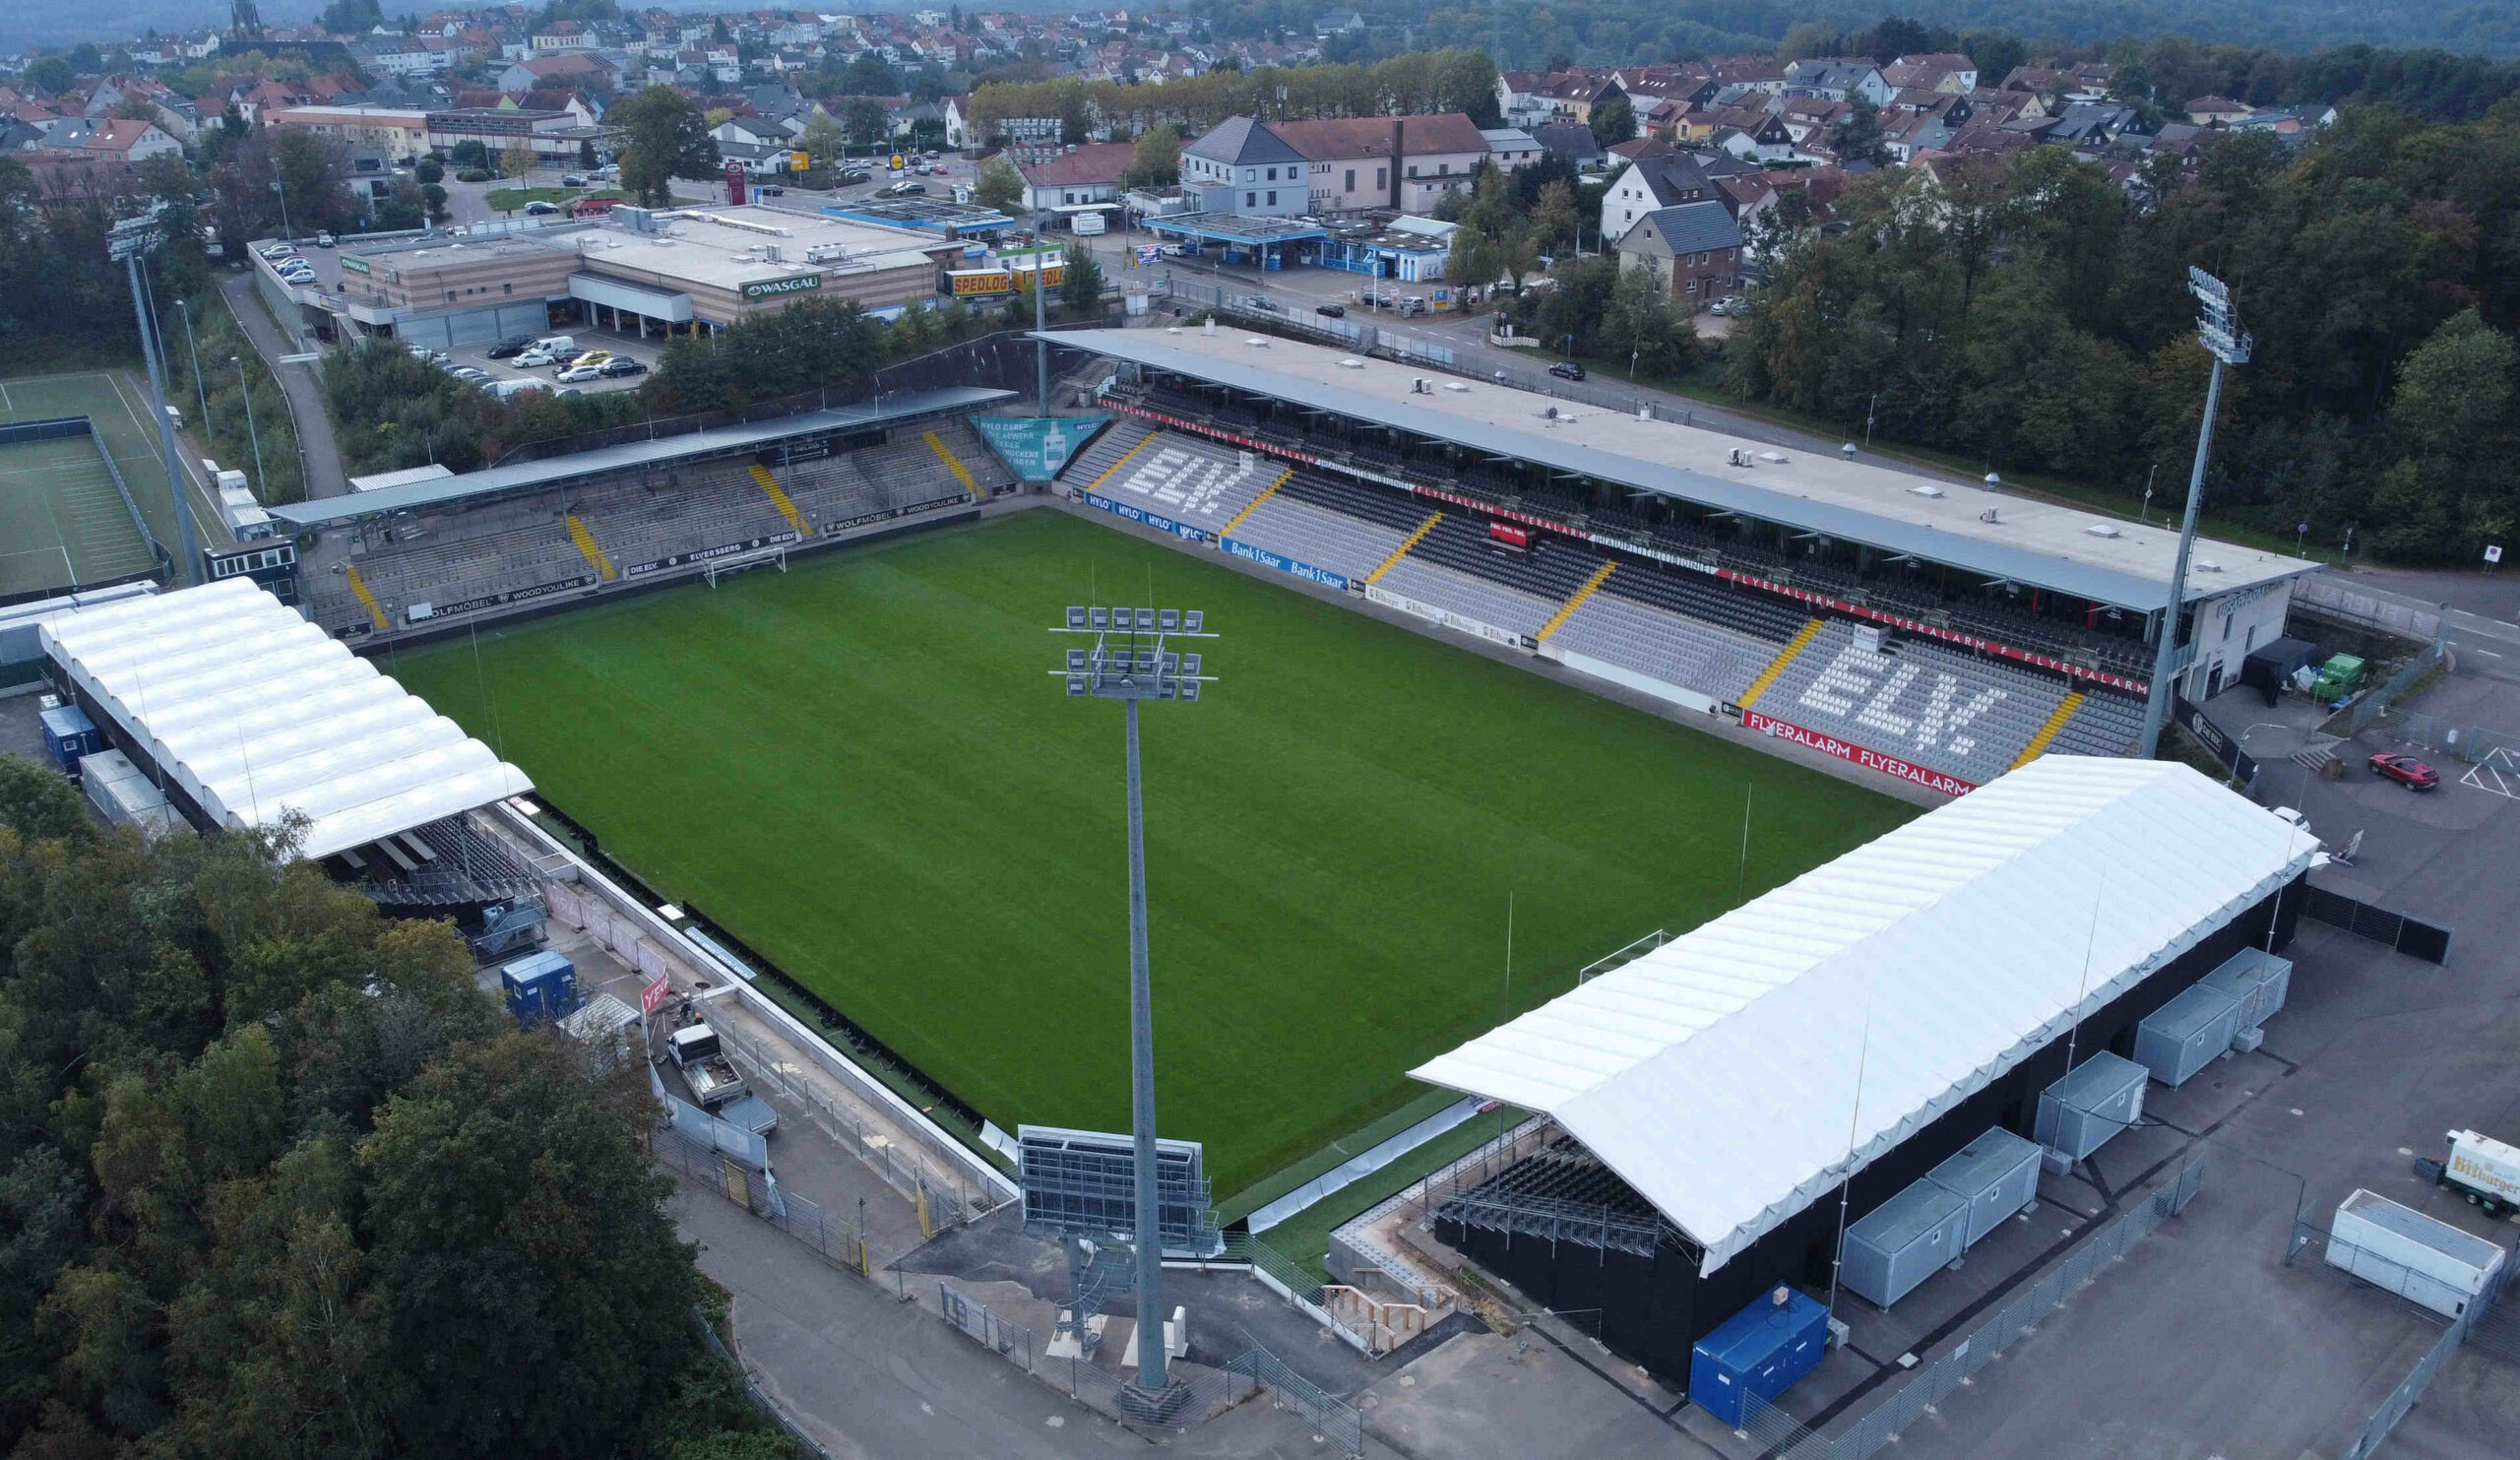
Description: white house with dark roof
xmin=1615 ymin=199 xmax=1745 ymax=303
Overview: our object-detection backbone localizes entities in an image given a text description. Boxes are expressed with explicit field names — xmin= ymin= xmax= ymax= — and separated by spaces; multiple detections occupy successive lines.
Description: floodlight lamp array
xmin=1052 ymin=606 xmax=1217 ymax=701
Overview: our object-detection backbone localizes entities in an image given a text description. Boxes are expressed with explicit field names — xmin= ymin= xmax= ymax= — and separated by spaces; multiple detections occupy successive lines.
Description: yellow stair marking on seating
xmin=1536 ymin=562 xmax=1616 ymax=642
xmin=2012 ymin=691 xmax=2086 ymax=770
xmin=1364 ymin=511 xmax=1443 ymax=586
xmin=565 ymin=514 xmax=617 ymax=580
xmin=1082 ymin=427 xmax=1161 ymax=493
xmin=1736 ymin=618 xmax=1826 ymax=708
xmin=1219 ymin=465 xmax=1295 ymax=538
xmin=747 ymin=462 xmax=809 ymax=537
xmin=344 ymin=563 xmax=389 ymax=632
xmin=921 ymin=430 xmax=978 ymax=495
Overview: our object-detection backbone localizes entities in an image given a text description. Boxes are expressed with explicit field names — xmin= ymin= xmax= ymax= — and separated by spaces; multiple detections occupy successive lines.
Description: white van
xmin=529 ymin=335 xmax=577 ymax=354
xmin=1073 ymin=211 xmax=1107 ymax=235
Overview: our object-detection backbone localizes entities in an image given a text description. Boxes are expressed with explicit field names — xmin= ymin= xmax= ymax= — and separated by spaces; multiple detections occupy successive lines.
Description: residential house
xmin=1181 ymin=112 xmax=1490 ymax=218
xmin=498 ymin=51 xmax=619 ymax=95
xmin=1615 ymin=199 xmax=1743 ymax=303
xmin=1480 ymin=126 xmax=1542 ymax=171
xmin=1014 ymin=140 xmax=1134 ymax=211
xmin=35 ymin=117 xmax=184 ymax=164
xmin=264 ymin=104 xmax=433 ymax=162
xmin=2185 ymin=95 xmax=2252 ymax=125
xmin=2046 ymin=102 xmax=2149 ymax=150
xmin=1180 ymin=114 xmax=1312 ymax=217
xmin=1600 ymin=151 xmax=1732 ymax=241
xmin=1784 ymin=57 xmax=1890 ymax=106
xmin=1701 ymin=55 xmax=1788 ymax=97
xmin=1530 ymin=121 xmax=1604 ymax=171
xmin=1884 ymin=52 xmax=1978 ymax=93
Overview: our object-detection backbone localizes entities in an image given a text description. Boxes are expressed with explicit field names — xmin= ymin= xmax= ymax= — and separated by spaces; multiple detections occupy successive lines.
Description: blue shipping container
xmin=38 ymin=705 xmax=100 ymax=775
xmin=1690 ymin=1286 xmax=1830 ymax=1427
xmin=500 ymin=950 xmax=580 ymax=1027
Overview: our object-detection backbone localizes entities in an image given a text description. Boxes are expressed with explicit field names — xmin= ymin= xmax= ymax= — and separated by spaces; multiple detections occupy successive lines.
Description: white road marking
xmin=2461 ymin=746 xmax=2520 ymax=799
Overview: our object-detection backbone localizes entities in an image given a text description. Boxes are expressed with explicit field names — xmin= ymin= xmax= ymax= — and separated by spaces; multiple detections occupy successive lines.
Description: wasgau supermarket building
xmin=268 ymin=204 xmax=973 ymax=350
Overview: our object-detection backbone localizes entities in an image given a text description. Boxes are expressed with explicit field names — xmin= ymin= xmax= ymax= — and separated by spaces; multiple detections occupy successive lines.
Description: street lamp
xmin=175 ymin=298 xmax=212 ymax=434
xmin=2138 ymin=267 xmax=2250 ymax=759
xmin=271 ymin=176 xmax=292 ymax=240
xmin=108 ymin=216 xmax=201 ymax=581
xmin=1034 ymin=207 xmax=1050 ymax=413
xmin=1048 ymin=604 xmax=1217 ymax=1403
xmin=231 ymin=356 xmax=267 ymax=497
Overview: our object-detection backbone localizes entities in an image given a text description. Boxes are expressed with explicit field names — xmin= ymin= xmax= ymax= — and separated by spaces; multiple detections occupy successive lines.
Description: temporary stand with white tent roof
xmin=35 ymin=577 xmax=532 ymax=861
xmin=1408 ymin=755 xmax=2320 ymax=1380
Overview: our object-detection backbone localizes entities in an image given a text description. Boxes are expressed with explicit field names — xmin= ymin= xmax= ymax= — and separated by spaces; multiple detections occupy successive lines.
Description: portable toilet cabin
xmin=38 ymin=704 xmax=101 ymax=775
xmin=500 ymin=950 xmax=580 ymax=1027
xmin=2133 ymin=983 xmax=2243 ymax=1088
xmin=1840 ymin=1178 xmax=1970 ymax=1309
xmin=2035 ymin=1052 xmax=2148 ymax=1166
xmin=2195 ymin=947 xmax=2292 ymax=1037
xmin=1688 ymin=1286 xmax=1830 ymax=1426
xmin=1922 ymin=1129 xmax=2044 ymax=1250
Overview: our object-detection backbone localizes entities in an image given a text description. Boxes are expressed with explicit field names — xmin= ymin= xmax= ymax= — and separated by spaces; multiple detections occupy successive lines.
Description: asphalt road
xmin=220 ymin=272 xmax=347 ymax=499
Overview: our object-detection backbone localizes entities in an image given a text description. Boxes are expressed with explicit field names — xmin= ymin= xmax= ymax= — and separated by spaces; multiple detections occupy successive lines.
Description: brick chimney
xmin=1389 ymin=115 xmax=1404 ymax=210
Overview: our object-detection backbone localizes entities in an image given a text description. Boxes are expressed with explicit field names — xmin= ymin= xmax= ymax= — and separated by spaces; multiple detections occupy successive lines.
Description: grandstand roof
xmin=1049 ymin=329 xmax=2316 ymax=610
xmin=265 ymin=386 xmax=1014 ymax=528
xmin=1411 ymin=755 xmax=2319 ymax=1274
xmin=37 ymin=578 xmax=532 ymax=859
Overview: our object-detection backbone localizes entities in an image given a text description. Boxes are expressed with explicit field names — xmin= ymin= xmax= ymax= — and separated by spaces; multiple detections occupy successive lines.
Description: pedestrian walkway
xmin=219 ymin=274 xmax=347 ymax=498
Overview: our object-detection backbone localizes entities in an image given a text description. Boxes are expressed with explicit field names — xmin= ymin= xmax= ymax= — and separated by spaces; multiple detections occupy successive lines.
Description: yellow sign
xmin=951 ymin=269 xmax=1013 ymax=295
xmin=789 ymin=151 xmax=808 ymax=171
xmin=890 ymin=153 xmax=906 ymax=170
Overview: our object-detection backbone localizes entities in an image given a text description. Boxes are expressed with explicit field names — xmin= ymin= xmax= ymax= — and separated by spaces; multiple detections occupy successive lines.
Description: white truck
xmin=2432 ymin=1128 xmax=2520 ymax=1218
xmin=666 ymin=1022 xmax=747 ymax=1109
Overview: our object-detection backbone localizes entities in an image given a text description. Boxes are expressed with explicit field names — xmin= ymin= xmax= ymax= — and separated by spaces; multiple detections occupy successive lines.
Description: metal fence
xmin=2325 ymin=640 xmax=2447 ymax=737
xmin=708 ymin=1018 xmax=989 ymax=1235
xmin=2287 ymin=1218 xmax=2516 ymax=1459
xmin=2300 ymin=886 xmax=2455 ymax=965
xmin=656 ymin=1126 xmax=875 ymax=1275
xmin=1739 ymin=1152 xmax=2205 ymax=1460
xmin=694 ymin=1311 xmax=837 ymax=1460
xmin=931 ymin=1278 xmax=1366 ymax=1454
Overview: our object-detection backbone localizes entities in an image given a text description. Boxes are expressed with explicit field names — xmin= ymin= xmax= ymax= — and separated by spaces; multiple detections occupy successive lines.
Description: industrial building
xmin=1407 ymin=755 xmax=2317 ymax=1378
xmin=292 ymin=204 xmax=971 ymax=350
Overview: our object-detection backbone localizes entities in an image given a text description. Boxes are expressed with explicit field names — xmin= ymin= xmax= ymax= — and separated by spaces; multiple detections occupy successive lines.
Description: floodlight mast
xmin=110 ymin=217 xmax=202 ymax=582
xmin=2138 ymin=268 xmax=2250 ymax=760
xmin=1050 ymin=605 xmax=1216 ymax=1400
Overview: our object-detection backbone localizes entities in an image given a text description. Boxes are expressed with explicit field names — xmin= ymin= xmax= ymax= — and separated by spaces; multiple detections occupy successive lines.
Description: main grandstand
xmin=266 ymin=387 xmax=1019 ymax=638
xmin=1048 ymin=327 xmax=2316 ymax=793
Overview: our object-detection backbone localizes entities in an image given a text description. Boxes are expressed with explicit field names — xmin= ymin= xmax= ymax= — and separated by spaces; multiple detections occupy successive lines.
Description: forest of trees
xmin=966 ymin=47 xmax=1502 ymax=143
xmin=0 ymin=763 xmax=793 ymax=1457
xmin=1724 ymin=105 xmax=2520 ymax=561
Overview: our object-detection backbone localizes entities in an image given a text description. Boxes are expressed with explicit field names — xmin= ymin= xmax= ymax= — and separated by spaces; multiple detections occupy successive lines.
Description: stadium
xmin=14 ymin=322 xmax=2328 ymax=1383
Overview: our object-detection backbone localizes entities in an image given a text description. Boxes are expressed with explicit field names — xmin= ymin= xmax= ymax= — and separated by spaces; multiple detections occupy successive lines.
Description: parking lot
xmin=426 ymin=327 xmax=662 ymax=398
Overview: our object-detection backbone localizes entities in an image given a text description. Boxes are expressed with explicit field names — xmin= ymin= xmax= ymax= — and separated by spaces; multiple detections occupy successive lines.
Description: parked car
xmin=1549 ymin=360 xmax=1587 ymax=381
xmin=485 ymin=336 xmax=537 ymax=358
xmin=1314 ymin=302 xmax=1347 ymax=317
xmin=598 ymin=356 xmax=649 ymax=378
xmin=888 ymin=180 xmax=926 ymax=195
xmin=759 ymin=184 xmax=785 ymax=196
xmin=315 ymin=231 xmax=336 ymax=248
xmin=515 ymin=349 xmax=561 ymax=368
xmin=555 ymin=363 xmax=605 ymax=383
xmin=2368 ymin=752 xmax=2440 ymax=791
xmin=258 ymin=242 xmax=296 ymax=259
xmin=561 ymin=173 xmax=587 ymax=187
xmin=1707 ymin=298 xmax=1731 ymax=316
xmin=524 ymin=200 xmax=561 ymax=216
xmin=567 ymin=350 xmax=613 ymax=369
xmin=839 ymin=169 xmax=870 ymax=185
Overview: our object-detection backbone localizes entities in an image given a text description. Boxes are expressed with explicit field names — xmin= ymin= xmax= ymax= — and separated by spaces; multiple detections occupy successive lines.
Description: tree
xmin=799 ymin=110 xmax=847 ymax=169
xmin=1829 ymin=95 xmax=1890 ymax=166
xmin=842 ymin=52 xmax=899 ymax=97
xmin=22 ymin=55 xmax=74 ymax=95
xmin=611 ymin=85 xmax=719 ymax=208
xmin=1129 ymin=123 xmax=1182 ymax=188
xmin=449 ymin=139 xmax=488 ymax=169
xmin=499 ymin=139 xmax=537 ymax=181
xmin=1530 ymin=180 xmax=1578 ymax=252
xmin=413 ymin=157 xmax=442 ymax=186
xmin=269 ymin=125 xmax=360 ymax=234
xmin=419 ymin=182 xmax=449 ymax=223
xmin=973 ymin=156 xmax=1024 ymax=215
xmin=319 ymin=0 xmax=383 ymax=32
xmin=1060 ymin=247 xmax=1104 ymax=313
xmin=842 ymin=96 xmax=889 ymax=149
xmin=1589 ymin=95 xmax=1637 ymax=149
xmin=579 ymin=138 xmax=598 ymax=169
xmin=0 ymin=754 xmax=86 ymax=840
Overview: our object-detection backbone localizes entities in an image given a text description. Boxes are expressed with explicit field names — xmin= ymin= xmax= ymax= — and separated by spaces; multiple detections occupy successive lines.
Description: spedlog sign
xmin=740 ymin=273 xmax=823 ymax=301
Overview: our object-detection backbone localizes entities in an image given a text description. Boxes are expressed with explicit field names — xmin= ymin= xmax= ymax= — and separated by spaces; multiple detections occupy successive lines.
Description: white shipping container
xmin=2446 ymin=1129 xmax=2520 ymax=1206
xmin=2327 ymin=1188 xmax=2506 ymax=1318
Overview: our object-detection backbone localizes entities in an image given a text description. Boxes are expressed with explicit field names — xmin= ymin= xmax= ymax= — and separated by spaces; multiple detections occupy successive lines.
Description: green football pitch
xmin=0 ymin=370 xmax=229 ymax=595
xmin=392 ymin=510 xmax=1916 ymax=1197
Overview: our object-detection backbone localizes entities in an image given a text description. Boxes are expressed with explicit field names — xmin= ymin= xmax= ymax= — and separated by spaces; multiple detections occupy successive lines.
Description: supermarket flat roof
xmin=37 ymin=578 xmax=532 ymax=859
xmin=266 ymin=386 xmax=1014 ymax=527
xmin=1411 ymin=756 xmax=2320 ymax=1274
xmin=1051 ymin=328 xmax=2317 ymax=609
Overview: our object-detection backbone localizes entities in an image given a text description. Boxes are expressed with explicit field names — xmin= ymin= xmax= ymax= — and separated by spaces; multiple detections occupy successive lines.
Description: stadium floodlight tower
xmin=1049 ymin=603 xmax=1216 ymax=1404
xmin=108 ymin=214 xmax=202 ymax=581
xmin=2138 ymin=267 xmax=2251 ymax=759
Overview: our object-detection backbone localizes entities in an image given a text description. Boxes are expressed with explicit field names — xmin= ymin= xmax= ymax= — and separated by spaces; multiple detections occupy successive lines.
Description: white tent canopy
xmin=1411 ymin=756 xmax=2318 ymax=1274
xmin=38 ymin=578 xmax=531 ymax=858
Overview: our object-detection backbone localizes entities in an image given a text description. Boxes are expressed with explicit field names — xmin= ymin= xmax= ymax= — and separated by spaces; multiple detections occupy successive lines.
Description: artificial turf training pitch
xmin=394 ymin=509 xmax=1916 ymax=1199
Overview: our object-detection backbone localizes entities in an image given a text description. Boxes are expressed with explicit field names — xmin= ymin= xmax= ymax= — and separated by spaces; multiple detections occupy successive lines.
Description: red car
xmin=2369 ymin=752 xmax=2440 ymax=791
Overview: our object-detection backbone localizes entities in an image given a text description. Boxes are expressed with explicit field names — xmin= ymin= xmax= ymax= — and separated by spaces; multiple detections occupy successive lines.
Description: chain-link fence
xmin=1739 ymin=1152 xmax=2205 ymax=1460
xmin=2324 ymin=640 xmax=2447 ymax=737
xmin=694 ymin=1311 xmax=837 ymax=1460
xmin=656 ymin=1127 xmax=874 ymax=1275
xmin=2287 ymin=1217 xmax=2516 ymax=1459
